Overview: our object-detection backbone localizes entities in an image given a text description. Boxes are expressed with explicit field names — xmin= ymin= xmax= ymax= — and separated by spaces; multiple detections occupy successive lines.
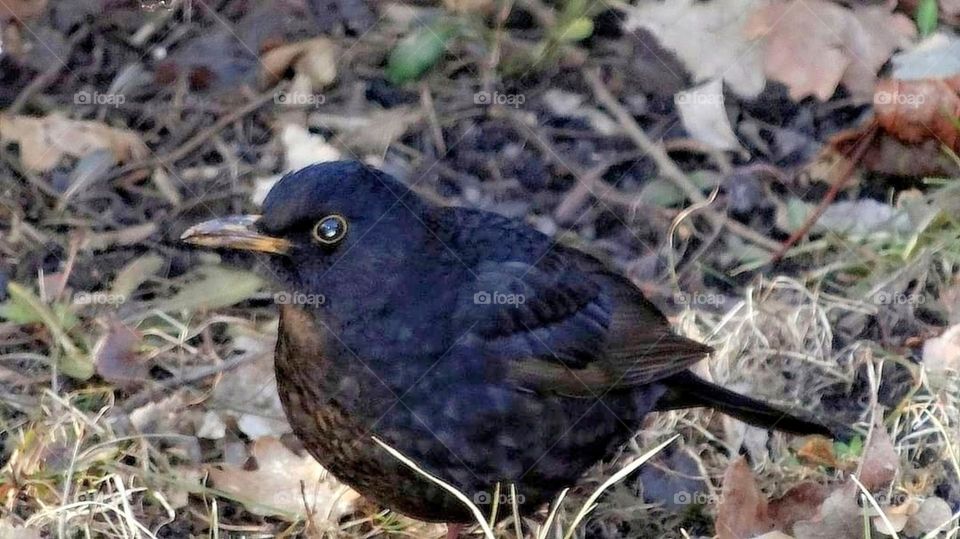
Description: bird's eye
xmin=311 ymin=214 xmax=348 ymax=245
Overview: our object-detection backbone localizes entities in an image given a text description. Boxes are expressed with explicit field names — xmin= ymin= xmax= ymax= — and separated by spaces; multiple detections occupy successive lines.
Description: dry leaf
xmin=208 ymin=437 xmax=358 ymax=521
xmin=922 ymin=323 xmax=960 ymax=374
xmin=0 ymin=518 xmax=41 ymax=539
xmin=128 ymin=391 xmax=202 ymax=462
xmin=793 ymin=480 xmax=863 ymax=539
xmin=891 ymin=33 xmax=960 ymax=80
xmin=0 ymin=0 xmax=47 ymax=20
xmin=871 ymin=498 xmax=918 ymax=535
xmin=858 ymin=424 xmax=898 ymax=492
xmin=281 ymin=123 xmax=342 ymax=172
xmin=902 ymin=496 xmax=953 ymax=536
xmin=796 ymin=437 xmax=839 ymax=468
xmin=0 ymin=114 xmax=148 ymax=173
xmin=715 ymin=457 xmax=774 ymax=539
xmin=196 ymin=411 xmax=227 ymax=440
xmin=768 ymin=482 xmax=830 ymax=534
xmin=310 ymin=108 xmax=422 ymax=155
xmin=625 ymin=0 xmax=766 ymax=98
xmin=93 ymin=320 xmax=147 ymax=385
xmin=261 ymin=37 xmax=337 ymax=88
xmin=675 ymin=79 xmax=743 ymax=151
xmin=829 ymin=124 xmax=960 ymax=178
xmin=874 ymin=76 xmax=960 ymax=152
xmin=209 ymin=334 xmax=290 ymax=439
xmin=129 ymin=391 xmax=192 ymax=433
xmin=744 ymin=0 xmax=914 ymax=101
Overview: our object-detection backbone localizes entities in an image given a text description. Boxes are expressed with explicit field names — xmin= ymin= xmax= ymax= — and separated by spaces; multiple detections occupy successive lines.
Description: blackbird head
xmin=181 ymin=161 xmax=433 ymax=308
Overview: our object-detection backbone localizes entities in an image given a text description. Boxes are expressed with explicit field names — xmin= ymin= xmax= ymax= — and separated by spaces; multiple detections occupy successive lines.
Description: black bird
xmin=182 ymin=161 xmax=830 ymax=536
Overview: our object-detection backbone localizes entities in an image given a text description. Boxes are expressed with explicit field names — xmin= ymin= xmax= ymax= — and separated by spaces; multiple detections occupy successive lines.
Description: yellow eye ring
xmin=312 ymin=214 xmax=348 ymax=245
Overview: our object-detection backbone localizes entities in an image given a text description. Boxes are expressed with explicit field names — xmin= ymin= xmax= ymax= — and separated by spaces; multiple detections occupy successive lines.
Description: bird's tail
xmin=655 ymin=371 xmax=834 ymax=437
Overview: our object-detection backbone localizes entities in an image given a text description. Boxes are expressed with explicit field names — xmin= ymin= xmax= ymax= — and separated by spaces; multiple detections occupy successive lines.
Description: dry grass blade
xmin=560 ymin=434 xmax=681 ymax=539
xmin=510 ymin=483 xmax=522 ymax=539
xmin=851 ymin=474 xmax=900 ymax=539
xmin=538 ymin=488 xmax=569 ymax=539
xmin=372 ymin=436 xmax=496 ymax=539
xmin=373 ymin=434 xmax=679 ymax=539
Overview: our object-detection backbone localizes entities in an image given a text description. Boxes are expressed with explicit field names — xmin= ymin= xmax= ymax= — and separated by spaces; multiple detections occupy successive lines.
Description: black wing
xmin=442 ymin=208 xmax=711 ymax=397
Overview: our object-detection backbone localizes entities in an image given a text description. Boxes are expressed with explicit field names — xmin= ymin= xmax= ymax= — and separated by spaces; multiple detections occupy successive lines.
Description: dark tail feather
xmin=656 ymin=371 xmax=834 ymax=437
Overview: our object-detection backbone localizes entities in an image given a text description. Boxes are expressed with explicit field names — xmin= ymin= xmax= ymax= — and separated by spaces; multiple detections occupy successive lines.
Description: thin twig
xmin=504 ymin=113 xmax=673 ymax=222
xmin=110 ymin=91 xmax=277 ymax=178
xmin=9 ymin=29 xmax=89 ymax=115
xmin=585 ymin=69 xmax=782 ymax=253
xmin=770 ymin=121 xmax=879 ymax=262
xmin=119 ymin=350 xmax=258 ymax=413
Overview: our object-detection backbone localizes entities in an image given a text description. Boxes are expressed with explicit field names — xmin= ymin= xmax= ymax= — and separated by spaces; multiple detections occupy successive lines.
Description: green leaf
xmin=638 ymin=173 xmax=717 ymax=208
xmin=783 ymin=197 xmax=814 ymax=233
xmin=0 ymin=300 xmax=79 ymax=329
xmin=387 ymin=24 xmax=456 ymax=85
xmin=153 ymin=264 xmax=263 ymax=313
xmin=111 ymin=253 xmax=165 ymax=299
xmin=3 ymin=282 xmax=93 ymax=380
xmin=834 ymin=435 xmax=865 ymax=459
xmin=560 ymin=0 xmax=588 ymax=19
xmin=0 ymin=299 xmax=40 ymax=324
xmin=557 ymin=17 xmax=594 ymax=42
xmin=916 ymin=0 xmax=939 ymax=37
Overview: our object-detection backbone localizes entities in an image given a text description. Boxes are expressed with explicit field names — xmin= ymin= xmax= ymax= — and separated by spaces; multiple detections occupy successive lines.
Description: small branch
xmin=109 ymin=90 xmax=276 ymax=179
xmin=119 ymin=350 xmax=257 ymax=413
xmin=9 ymin=29 xmax=89 ymax=115
xmin=585 ymin=69 xmax=782 ymax=253
xmin=770 ymin=121 xmax=879 ymax=263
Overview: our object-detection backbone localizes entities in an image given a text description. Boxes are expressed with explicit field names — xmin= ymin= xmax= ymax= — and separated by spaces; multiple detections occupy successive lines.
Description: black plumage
xmin=182 ymin=161 xmax=831 ymax=528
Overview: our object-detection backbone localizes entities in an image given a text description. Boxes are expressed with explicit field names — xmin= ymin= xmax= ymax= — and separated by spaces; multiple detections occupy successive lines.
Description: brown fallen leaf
xmin=943 ymin=0 xmax=960 ymax=24
xmin=792 ymin=480 xmax=863 ymax=539
xmin=260 ymin=37 xmax=337 ymax=88
xmin=208 ymin=437 xmax=358 ymax=521
xmin=857 ymin=422 xmax=898 ymax=492
xmin=93 ymin=320 xmax=147 ymax=387
xmin=922 ymin=323 xmax=960 ymax=374
xmin=0 ymin=0 xmax=47 ymax=20
xmin=0 ymin=113 xmax=148 ymax=173
xmin=902 ymin=496 xmax=954 ymax=536
xmin=874 ymin=76 xmax=960 ymax=152
xmin=830 ymin=128 xmax=960 ymax=178
xmin=768 ymin=482 xmax=830 ymax=534
xmin=0 ymin=518 xmax=42 ymax=539
xmin=872 ymin=497 xmax=919 ymax=536
xmin=625 ymin=0 xmax=766 ymax=98
xmin=128 ymin=391 xmax=202 ymax=462
xmin=715 ymin=456 xmax=774 ymax=539
xmin=309 ymin=108 xmax=423 ymax=155
xmin=796 ymin=436 xmax=840 ymax=469
xmin=744 ymin=0 xmax=914 ymax=101
xmin=209 ymin=333 xmax=290 ymax=440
